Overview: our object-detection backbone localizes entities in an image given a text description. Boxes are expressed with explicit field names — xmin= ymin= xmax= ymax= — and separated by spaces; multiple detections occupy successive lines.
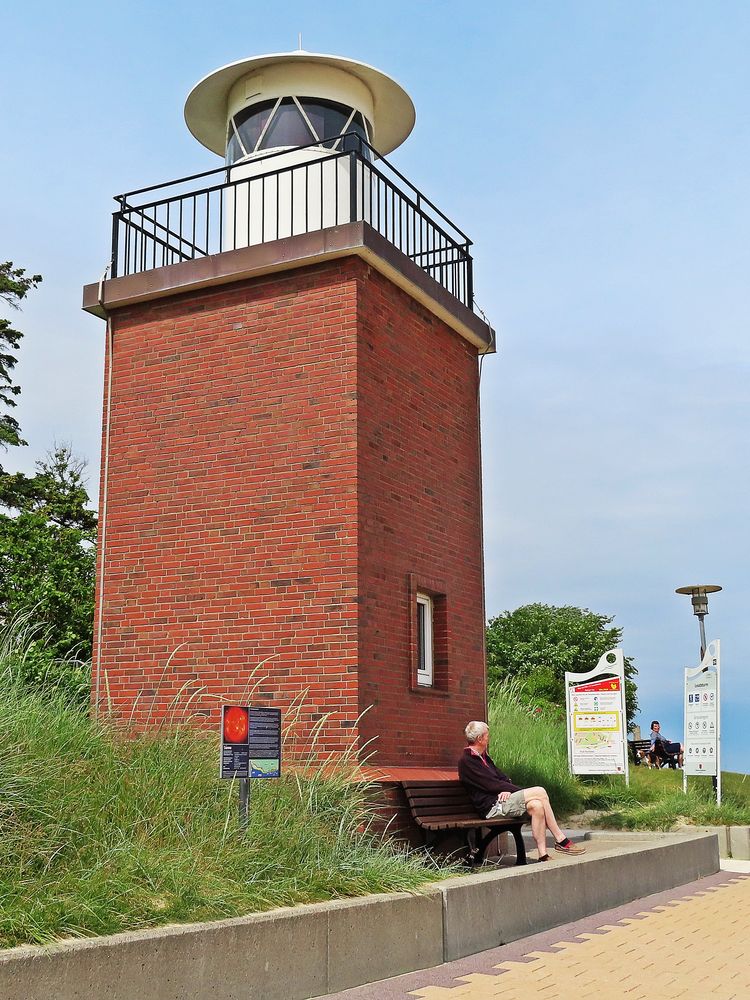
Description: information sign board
xmin=684 ymin=640 xmax=720 ymax=778
xmin=220 ymin=705 xmax=250 ymax=779
xmin=248 ymin=707 xmax=282 ymax=778
xmin=565 ymin=649 xmax=628 ymax=779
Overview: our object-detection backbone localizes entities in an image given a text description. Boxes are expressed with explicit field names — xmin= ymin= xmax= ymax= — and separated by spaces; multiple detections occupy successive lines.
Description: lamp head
xmin=675 ymin=584 xmax=722 ymax=617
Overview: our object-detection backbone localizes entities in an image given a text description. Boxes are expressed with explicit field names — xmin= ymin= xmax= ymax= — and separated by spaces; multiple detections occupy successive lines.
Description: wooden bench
xmin=401 ymin=779 xmax=527 ymax=867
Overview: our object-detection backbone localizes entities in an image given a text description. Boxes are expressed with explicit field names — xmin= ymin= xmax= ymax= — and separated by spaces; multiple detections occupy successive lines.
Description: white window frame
xmin=253 ymin=97 xmax=283 ymax=153
xmin=416 ymin=593 xmax=434 ymax=687
xmin=229 ymin=116 xmax=249 ymax=158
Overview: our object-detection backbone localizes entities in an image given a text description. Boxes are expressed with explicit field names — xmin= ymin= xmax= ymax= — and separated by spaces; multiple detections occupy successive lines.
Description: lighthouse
xmin=83 ymin=50 xmax=494 ymax=768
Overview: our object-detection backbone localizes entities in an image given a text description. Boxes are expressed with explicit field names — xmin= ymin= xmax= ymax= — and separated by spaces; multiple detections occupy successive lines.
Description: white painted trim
xmin=416 ymin=593 xmax=434 ymax=687
xmin=292 ymin=97 xmax=320 ymax=142
xmin=332 ymin=108 xmax=357 ymax=151
xmin=253 ymin=97 xmax=283 ymax=153
xmin=230 ymin=116 xmax=249 ymax=158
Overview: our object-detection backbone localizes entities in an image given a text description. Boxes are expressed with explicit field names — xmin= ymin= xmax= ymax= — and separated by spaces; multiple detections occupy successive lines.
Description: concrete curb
xmin=0 ymin=832 xmax=719 ymax=1000
xmin=674 ymin=824 xmax=750 ymax=859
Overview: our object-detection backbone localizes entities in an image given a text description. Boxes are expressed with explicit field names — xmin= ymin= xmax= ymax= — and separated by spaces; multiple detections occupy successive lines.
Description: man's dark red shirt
xmin=457 ymin=747 xmax=521 ymax=816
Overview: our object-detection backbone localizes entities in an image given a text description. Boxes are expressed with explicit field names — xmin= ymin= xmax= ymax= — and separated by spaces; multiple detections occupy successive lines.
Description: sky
xmin=1 ymin=1 xmax=748 ymax=770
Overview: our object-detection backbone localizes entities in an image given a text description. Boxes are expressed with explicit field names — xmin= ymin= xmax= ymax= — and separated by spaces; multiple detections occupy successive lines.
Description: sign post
xmin=683 ymin=639 xmax=720 ymax=805
xmin=220 ymin=705 xmax=282 ymax=831
xmin=565 ymin=649 xmax=629 ymax=783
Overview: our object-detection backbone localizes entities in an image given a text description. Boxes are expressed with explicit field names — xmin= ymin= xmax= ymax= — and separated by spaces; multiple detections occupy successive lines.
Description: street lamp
xmin=676 ymin=584 xmax=722 ymax=800
xmin=675 ymin=584 xmax=722 ymax=659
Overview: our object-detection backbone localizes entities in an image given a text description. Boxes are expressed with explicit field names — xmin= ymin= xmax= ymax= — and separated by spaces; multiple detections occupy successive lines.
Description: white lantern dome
xmin=184 ymin=50 xmax=415 ymax=162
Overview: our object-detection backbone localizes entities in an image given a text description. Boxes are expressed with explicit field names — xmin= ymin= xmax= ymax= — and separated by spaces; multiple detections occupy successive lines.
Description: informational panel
xmin=566 ymin=649 xmax=629 ymax=778
xmin=220 ymin=705 xmax=250 ymax=779
xmin=220 ymin=706 xmax=282 ymax=779
xmin=248 ymin=707 xmax=282 ymax=778
xmin=684 ymin=640 xmax=720 ymax=778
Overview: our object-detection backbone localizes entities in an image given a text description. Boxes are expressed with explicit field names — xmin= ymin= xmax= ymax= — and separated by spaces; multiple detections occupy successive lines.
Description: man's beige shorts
xmin=486 ymin=789 xmax=527 ymax=819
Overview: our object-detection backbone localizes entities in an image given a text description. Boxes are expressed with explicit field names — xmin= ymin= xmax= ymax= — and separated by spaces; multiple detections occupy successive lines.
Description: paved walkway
xmin=327 ymin=870 xmax=750 ymax=1000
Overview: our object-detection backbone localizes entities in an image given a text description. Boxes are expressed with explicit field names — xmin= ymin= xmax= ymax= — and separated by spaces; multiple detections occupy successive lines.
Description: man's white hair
xmin=464 ymin=720 xmax=488 ymax=744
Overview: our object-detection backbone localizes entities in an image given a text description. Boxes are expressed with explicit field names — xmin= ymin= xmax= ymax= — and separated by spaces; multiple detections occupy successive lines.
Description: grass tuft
xmin=588 ymin=770 xmax=750 ymax=829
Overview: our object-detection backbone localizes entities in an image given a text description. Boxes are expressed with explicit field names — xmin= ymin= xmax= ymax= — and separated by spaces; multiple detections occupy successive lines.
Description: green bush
xmin=486 ymin=604 xmax=639 ymax=723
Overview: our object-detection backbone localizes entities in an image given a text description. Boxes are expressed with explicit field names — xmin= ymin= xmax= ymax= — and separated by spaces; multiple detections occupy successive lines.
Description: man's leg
xmin=525 ymin=798 xmax=548 ymax=857
xmin=523 ymin=786 xmax=565 ymax=843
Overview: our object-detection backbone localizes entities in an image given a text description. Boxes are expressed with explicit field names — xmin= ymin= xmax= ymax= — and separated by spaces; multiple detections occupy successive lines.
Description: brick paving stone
xmin=411 ymin=875 xmax=750 ymax=1000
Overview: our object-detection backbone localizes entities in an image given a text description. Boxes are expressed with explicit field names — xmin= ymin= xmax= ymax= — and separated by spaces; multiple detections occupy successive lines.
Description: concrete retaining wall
xmin=0 ymin=832 xmax=719 ymax=1000
xmin=441 ymin=831 xmax=720 ymax=960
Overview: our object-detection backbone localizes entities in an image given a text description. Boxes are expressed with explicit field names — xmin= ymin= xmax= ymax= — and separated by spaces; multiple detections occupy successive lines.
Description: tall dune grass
xmin=486 ymin=678 xmax=583 ymax=814
xmin=0 ymin=626 xmax=452 ymax=949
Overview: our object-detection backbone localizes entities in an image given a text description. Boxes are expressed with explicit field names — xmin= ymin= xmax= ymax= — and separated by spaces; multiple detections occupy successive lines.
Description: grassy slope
xmin=0 ymin=686 xmax=453 ymax=949
xmin=585 ymin=767 xmax=750 ymax=830
xmin=487 ymin=679 xmax=750 ymax=829
xmin=487 ymin=680 xmax=583 ymax=813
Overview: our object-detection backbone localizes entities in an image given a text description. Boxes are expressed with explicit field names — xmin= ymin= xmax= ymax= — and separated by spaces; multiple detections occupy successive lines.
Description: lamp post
xmin=675 ymin=584 xmax=722 ymax=660
xmin=676 ymin=584 xmax=722 ymax=800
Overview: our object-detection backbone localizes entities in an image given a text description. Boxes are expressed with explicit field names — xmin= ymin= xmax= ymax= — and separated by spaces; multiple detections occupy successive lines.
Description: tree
xmin=0 ymin=445 xmax=97 ymax=700
xmin=486 ymin=603 xmax=639 ymax=724
xmin=0 ymin=261 xmax=42 ymax=455
xmin=0 ymin=264 xmax=95 ymax=703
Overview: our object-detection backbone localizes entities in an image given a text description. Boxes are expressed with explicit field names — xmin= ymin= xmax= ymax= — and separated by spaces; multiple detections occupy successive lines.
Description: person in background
xmin=649 ymin=720 xmax=683 ymax=767
xmin=458 ymin=720 xmax=585 ymax=862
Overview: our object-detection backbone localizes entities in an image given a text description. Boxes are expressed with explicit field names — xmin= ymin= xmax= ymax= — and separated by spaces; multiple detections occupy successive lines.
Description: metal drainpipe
xmin=94 ymin=264 xmax=113 ymax=720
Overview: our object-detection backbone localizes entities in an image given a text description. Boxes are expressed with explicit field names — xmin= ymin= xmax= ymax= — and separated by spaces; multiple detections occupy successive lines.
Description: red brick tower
xmin=83 ymin=51 xmax=494 ymax=768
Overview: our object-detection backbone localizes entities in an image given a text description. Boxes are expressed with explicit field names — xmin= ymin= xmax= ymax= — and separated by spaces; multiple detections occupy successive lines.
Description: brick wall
xmin=93 ymin=255 xmax=486 ymax=764
xmin=355 ymin=268 xmax=486 ymax=767
xmin=94 ymin=260 xmax=361 ymax=757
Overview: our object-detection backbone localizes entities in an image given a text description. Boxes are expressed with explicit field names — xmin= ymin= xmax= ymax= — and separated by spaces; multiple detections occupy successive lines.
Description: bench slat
xmin=402 ymin=781 xmax=473 ymax=802
xmin=404 ymin=788 xmax=470 ymax=800
xmin=405 ymin=796 xmax=473 ymax=809
xmin=418 ymin=816 xmax=521 ymax=828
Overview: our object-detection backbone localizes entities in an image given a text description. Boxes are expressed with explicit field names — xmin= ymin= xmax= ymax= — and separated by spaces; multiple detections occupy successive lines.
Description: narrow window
xmin=416 ymin=593 xmax=434 ymax=687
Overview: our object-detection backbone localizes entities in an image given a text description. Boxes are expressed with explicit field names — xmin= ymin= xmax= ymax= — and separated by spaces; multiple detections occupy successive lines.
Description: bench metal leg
xmin=474 ymin=826 xmax=527 ymax=867
xmin=423 ymin=830 xmax=439 ymax=852
xmin=509 ymin=825 xmax=527 ymax=866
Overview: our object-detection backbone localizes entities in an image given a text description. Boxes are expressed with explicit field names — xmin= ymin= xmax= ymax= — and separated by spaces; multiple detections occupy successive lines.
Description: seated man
xmin=458 ymin=721 xmax=585 ymax=862
xmin=649 ymin=720 xmax=683 ymax=767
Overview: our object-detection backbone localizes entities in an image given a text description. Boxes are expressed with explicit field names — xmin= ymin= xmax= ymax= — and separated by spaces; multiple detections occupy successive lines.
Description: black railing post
xmin=111 ymin=212 xmax=120 ymax=279
xmin=349 ymin=151 xmax=358 ymax=224
xmin=465 ymin=248 xmax=474 ymax=309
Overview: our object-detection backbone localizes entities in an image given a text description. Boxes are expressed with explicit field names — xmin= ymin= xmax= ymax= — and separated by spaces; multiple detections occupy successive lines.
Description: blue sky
xmin=2 ymin=1 xmax=748 ymax=769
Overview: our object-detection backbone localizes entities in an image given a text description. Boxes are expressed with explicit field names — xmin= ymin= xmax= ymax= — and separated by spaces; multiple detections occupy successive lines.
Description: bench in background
xmin=630 ymin=738 xmax=679 ymax=768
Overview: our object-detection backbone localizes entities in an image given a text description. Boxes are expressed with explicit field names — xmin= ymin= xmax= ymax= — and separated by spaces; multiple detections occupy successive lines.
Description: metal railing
xmin=110 ymin=135 xmax=474 ymax=308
